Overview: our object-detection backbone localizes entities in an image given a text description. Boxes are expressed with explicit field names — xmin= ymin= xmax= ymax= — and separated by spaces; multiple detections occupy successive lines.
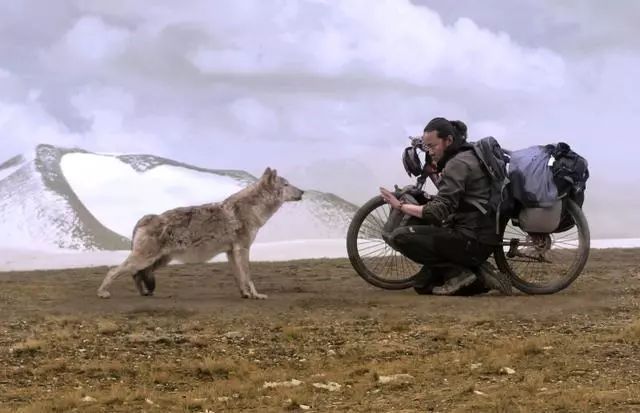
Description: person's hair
xmin=424 ymin=117 xmax=467 ymax=142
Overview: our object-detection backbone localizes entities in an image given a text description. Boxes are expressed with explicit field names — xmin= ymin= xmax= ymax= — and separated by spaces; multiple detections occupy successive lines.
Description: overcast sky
xmin=1 ymin=0 xmax=638 ymax=237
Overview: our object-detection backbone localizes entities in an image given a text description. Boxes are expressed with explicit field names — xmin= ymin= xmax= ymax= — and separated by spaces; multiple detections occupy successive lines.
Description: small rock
xmin=470 ymin=363 xmax=482 ymax=370
xmin=223 ymin=331 xmax=242 ymax=338
xmin=81 ymin=396 xmax=96 ymax=402
xmin=145 ymin=398 xmax=154 ymax=405
xmin=473 ymin=390 xmax=487 ymax=396
xmin=377 ymin=374 xmax=414 ymax=384
xmin=543 ymin=346 xmax=554 ymax=351
xmin=539 ymin=387 xmax=548 ymax=392
xmin=500 ymin=367 xmax=516 ymax=375
xmin=312 ymin=382 xmax=341 ymax=392
xmin=286 ymin=399 xmax=311 ymax=410
xmin=327 ymin=349 xmax=336 ymax=356
xmin=263 ymin=379 xmax=303 ymax=389
xmin=217 ymin=396 xmax=230 ymax=402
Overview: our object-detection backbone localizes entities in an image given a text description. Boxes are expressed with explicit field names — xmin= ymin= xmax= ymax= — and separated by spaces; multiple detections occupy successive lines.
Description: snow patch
xmin=60 ymin=152 xmax=245 ymax=238
xmin=0 ymin=162 xmax=24 ymax=181
xmin=2 ymin=238 xmax=639 ymax=272
xmin=0 ymin=162 xmax=85 ymax=249
xmin=59 ymin=151 xmax=355 ymax=243
xmin=591 ymin=238 xmax=640 ymax=249
xmin=0 ymin=239 xmax=349 ymax=271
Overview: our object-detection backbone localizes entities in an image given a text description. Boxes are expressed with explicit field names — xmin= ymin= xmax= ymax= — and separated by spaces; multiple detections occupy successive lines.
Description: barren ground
xmin=1 ymin=249 xmax=640 ymax=412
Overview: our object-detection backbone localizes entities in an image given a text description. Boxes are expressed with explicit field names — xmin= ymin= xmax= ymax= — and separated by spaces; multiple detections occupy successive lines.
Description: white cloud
xmin=68 ymin=0 xmax=565 ymax=92
xmin=43 ymin=15 xmax=131 ymax=73
xmin=179 ymin=0 xmax=566 ymax=92
xmin=70 ymin=86 xmax=136 ymax=121
xmin=228 ymin=98 xmax=281 ymax=136
xmin=0 ymin=100 xmax=80 ymax=153
xmin=471 ymin=120 xmax=509 ymax=143
xmin=0 ymin=0 xmax=637 ymax=237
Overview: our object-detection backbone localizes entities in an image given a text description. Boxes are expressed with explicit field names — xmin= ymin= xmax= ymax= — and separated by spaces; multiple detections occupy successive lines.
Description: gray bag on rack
xmin=508 ymin=145 xmax=562 ymax=233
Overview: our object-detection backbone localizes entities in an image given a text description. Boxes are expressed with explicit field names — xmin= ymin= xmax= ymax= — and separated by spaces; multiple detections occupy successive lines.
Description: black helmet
xmin=402 ymin=146 xmax=422 ymax=177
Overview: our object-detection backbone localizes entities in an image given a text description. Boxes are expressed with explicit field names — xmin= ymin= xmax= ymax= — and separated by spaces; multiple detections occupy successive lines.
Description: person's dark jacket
xmin=421 ymin=145 xmax=499 ymax=245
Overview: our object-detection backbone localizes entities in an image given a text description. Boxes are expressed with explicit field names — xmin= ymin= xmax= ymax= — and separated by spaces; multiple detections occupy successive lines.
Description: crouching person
xmin=380 ymin=117 xmax=512 ymax=296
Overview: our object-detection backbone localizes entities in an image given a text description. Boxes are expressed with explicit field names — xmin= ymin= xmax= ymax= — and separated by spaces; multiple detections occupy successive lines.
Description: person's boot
xmin=412 ymin=267 xmax=437 ymax=295
xmin=454 ymin=278 xmax=491 ymax=296
xmin=432 ymin=267 xmax=477 ymax=295
xmin=476 ymin=261 xmax=513 ymax=295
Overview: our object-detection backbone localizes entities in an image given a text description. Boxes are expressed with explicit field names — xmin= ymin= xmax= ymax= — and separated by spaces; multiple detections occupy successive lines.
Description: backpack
xmin=546 ymin=142 xmax=589 ymax=232
xmin=463 ymin=136 xmax=513 ymax=235
xmin=546 ymin=142 xmax=589 ymax=205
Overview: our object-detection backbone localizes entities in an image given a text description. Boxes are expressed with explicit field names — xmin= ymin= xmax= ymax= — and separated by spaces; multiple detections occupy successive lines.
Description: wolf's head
xmin=261 ymin=167 xmax=304 ymax=202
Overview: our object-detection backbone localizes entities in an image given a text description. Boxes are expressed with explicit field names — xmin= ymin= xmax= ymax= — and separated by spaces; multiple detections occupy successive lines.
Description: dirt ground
xmin=1 ymin=248 xmax=640 ymax=412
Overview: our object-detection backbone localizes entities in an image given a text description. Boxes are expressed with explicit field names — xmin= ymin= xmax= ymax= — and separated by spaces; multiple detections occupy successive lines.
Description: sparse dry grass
xmin=618 ymin=318 xmax=640 ymax=344
xmin=2 ymin=251 xmax=640 ymax=412
xmin=96 ymin=319 xmax=120 ymax=335
xmin=10 ymin=338 xmax=45 ymax=357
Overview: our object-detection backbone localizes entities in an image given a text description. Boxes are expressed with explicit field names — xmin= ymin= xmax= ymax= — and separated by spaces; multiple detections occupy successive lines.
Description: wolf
xmin=96 ymin=167 xmax=304 ymax=299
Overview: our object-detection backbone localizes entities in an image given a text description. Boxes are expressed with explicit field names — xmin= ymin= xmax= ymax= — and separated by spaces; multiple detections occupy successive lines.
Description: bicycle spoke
xmin=359 ymin=245 xmax=388 ymax=257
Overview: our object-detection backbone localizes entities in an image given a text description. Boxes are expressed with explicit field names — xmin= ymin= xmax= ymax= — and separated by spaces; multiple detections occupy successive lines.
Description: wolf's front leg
xmin=227 ymin=247 xmax=267 ymax=299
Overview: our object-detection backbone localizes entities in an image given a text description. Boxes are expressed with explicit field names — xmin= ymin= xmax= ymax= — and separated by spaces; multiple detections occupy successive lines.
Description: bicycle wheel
xmin=346 ymin=195 xmax=422 ymax=289
xmin=494 ymin=199 xmax=590 ymax=294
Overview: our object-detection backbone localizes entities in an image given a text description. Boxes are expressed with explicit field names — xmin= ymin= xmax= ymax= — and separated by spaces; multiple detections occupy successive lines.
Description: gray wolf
xmin=97 ymin=167 xmax=304 ymax=299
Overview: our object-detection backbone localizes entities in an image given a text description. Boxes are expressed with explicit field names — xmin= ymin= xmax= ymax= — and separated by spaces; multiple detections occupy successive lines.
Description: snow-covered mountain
xmin=0 ymin=144 xmax=358 ymax=250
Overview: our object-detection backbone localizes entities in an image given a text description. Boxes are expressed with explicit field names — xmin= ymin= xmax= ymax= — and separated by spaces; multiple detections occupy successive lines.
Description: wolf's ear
xmin=262 ymin=167 xmax=276 ymax=185
xmin=268 ymin=168 xmax=278 ymax=185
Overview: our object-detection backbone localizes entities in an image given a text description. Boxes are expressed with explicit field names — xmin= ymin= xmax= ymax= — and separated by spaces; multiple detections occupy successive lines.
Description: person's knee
xmin=389 ymin=226 xmax=414 ymax=246
xmin=390 ymin=225 xmax=439 ymax=244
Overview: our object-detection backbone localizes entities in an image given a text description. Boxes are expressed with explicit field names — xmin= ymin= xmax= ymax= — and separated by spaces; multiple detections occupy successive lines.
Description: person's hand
xmin=424 ymin=159 xmax=438 ymax=176
xmin=379 ymin=187 xmax=402 ymax=209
